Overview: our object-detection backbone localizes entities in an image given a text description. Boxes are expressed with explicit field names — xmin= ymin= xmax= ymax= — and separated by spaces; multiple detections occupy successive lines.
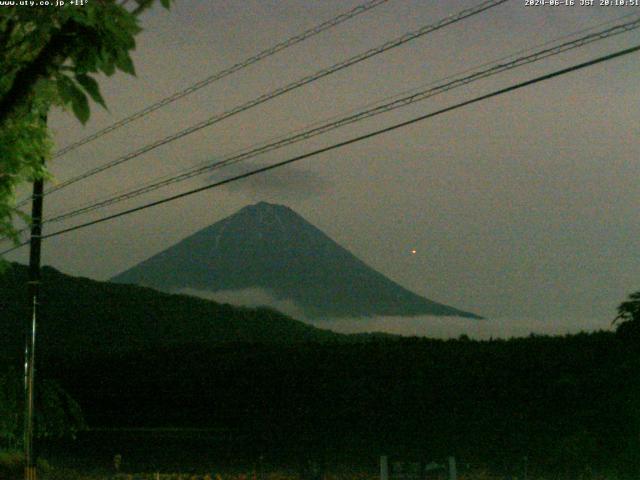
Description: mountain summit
xmin=111 ymin=202 xmax=481 ymax=319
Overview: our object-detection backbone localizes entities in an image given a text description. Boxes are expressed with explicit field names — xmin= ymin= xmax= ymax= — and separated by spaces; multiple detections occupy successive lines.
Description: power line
xmin=26 ymin=0 xmax=509 ymax=205
xmin=55 ymin=9 xmax=638 ymax=222
xmin=51 ymin=0 xmax=390 ymax=159
xmin=3 ymin=42 xmax=638 ymax=255
xmin=39 ymin=16 xmax=640 ymax=226
xmin=6 ymin=13 xmax=639 ymax=243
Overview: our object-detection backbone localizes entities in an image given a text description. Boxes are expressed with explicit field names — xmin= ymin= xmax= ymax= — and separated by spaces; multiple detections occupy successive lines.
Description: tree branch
xmin=0 ymin=25 xmax=70 ymax=128
xmin=131 ymin=0 xmax=155 ymax=16
xmin=0 ymin=2 xmax=151 ymax=128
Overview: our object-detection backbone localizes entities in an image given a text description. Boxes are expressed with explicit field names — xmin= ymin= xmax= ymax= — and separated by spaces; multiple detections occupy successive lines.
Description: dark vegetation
xmin=0 ymin=0 xmax=174 ymax=244
xmin=0 ymin=262 xmax=342 ymax=362
xmin=1 ymin=263 xmax=638 ymax=478
xmin=42 ymin=333 xmax=639 ymax=478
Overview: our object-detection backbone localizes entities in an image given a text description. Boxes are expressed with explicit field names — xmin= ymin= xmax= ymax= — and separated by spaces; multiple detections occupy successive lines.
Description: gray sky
xmin=8 ymin=0 xmax=640 ymax=336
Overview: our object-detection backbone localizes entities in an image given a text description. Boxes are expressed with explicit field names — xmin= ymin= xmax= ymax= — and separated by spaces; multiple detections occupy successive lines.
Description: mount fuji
xmin=111 ymin=202 xmax=481 ymax=320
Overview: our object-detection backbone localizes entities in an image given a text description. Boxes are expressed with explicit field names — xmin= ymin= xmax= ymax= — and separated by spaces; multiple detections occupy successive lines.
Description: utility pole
xmin=24 ymin=148 xmax=44 ymax=480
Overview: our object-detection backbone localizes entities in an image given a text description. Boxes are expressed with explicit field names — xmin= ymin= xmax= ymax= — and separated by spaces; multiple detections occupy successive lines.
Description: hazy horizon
xmin=179 ymin=286 xmax=616 ymax=340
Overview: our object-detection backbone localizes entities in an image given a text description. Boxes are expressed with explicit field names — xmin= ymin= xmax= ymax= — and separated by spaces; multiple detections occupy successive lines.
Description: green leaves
xmin=75 ymin=73 xmax=106 ymax=110
xmin=616 ymin=291 xmax=640 ymax=324
xmin=0 ymin=369 xmax=87 ymax=445
xmin=0 ymin=369 xmax=21 ymax=448
xmin=115 ymin=52 xmax=136 ymax=76
xmin=614 ymin=290 xmax=640 ymax=341
xmin=7 ymin=1 xmax=149 ymax=125
xmin=0 ymin=0 xmax=173 ymax=245
xmin=69 ymin=86 xmax=90 ymax=125
xmin=56 ymin=74 xmax=89 ymax=124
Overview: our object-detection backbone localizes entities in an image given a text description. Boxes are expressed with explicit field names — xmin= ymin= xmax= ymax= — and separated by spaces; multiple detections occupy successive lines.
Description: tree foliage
xmin=0 ymin=0 xmax=173 ymax=247
xmin=1 ymin=264 xmax=639 ymax=477
xmin=615 ymin=290 xmax=640 ymax=324
xmin=614 ymin=290 xmax=640 ymax=340
xmin=0 ymin=369 xmax=86 ymax=449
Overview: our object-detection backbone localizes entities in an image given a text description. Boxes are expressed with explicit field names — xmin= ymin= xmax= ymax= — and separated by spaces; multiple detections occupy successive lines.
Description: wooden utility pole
xmin=24 ymin=156 xmax=44 ymax=480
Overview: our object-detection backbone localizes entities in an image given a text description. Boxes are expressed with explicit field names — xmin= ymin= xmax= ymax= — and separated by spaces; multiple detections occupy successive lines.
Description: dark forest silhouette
xmin=1 ymin=264 xmax=638 ymax=478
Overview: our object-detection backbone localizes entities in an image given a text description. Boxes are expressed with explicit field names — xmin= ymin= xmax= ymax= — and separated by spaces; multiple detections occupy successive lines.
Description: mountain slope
xmin=112 ymin=202 xmax=481 ymax=319
xmin=0 ymin=263 xmax=343 ymax=360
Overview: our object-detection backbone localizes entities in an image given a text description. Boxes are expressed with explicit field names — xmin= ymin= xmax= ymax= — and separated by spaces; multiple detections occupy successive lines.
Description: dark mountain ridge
xmin=0 ymin=262 xmax=345 ymax=360
xmin=112 ymin=202 xmax=481 ymax=319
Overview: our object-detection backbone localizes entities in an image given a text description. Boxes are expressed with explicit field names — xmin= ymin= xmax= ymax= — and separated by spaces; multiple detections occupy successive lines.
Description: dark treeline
xmin=0 ymin=263 xmax=342 ymax=362
xmin=39 ymin=332 xmax=640 ymax=478
xmin=1 ymin=263 xmax=639 ymax=477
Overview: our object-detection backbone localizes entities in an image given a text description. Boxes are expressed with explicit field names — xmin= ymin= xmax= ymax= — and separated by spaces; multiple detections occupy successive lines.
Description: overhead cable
xmin=52 ymin=0 xmax=391 ymax=159
xmin=3 ymin=41 xmax=638 ymax=255
xmin=28 ymin=0 xmax=509 ymax=204
xmin=41 ymin=16 xmax=640 ymax=226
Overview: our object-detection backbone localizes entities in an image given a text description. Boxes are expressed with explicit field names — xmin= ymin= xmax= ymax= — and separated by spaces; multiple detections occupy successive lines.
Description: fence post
xmin=448 ymin=456 xmax=457 ymax=480
xmin=380 ymin=456 xmax=388 ymax=480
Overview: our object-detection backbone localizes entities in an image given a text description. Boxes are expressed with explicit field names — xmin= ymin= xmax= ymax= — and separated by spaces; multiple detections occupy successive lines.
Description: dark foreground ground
xmin=2 ymin=308 xmax=639 ymax=479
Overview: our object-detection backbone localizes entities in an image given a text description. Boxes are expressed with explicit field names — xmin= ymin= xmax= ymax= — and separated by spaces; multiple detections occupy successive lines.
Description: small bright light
xmin=411 ymin=249 xmax=417 ymax=254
